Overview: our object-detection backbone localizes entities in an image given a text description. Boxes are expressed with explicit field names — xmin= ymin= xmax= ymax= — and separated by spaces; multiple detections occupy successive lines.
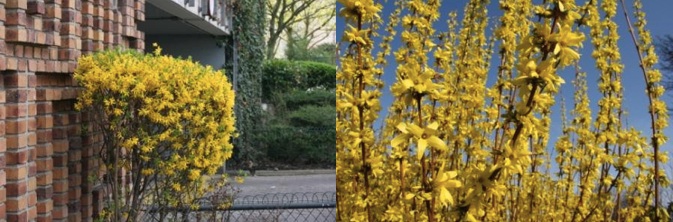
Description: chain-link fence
xmin=141 ymin=192 xmax=336 ymax=222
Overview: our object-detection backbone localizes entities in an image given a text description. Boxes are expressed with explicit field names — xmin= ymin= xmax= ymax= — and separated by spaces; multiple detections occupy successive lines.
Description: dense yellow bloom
xmin=337 ymin=0 xmax=668 ymax=221
xmin=75 ymin=46 xmax=236 ymax=213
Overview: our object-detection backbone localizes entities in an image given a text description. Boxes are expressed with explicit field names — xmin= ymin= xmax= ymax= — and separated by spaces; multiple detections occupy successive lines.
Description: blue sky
xmin=337 ymin=0 xmax=673 ymax=160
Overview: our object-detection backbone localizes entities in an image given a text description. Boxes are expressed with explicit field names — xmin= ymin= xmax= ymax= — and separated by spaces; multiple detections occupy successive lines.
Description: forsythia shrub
xmin=337 ymin=0 xmax=669 ymax=221
xmin=75 ymin=45 xmax=236 ymax=221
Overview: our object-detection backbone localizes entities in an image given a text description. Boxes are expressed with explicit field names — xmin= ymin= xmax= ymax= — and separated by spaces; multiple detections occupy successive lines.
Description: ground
xmin=233 ymin=171 xmax=336 ymax=196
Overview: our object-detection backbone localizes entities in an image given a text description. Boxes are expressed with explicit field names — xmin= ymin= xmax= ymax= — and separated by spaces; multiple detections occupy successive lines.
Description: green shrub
xmin=263 ymin=125 xmax=335 ymax=165
xmin=296 ymin=61 xmax=336 ymax=90
xmin=285 ymin=89 xmax=336 ymax=110
xmin=260 ymin=59 xmax=335 ymax=166
xmin=262 ymin=59 xmax=298 ymax=100
xmin=288 ymin=105 xmax=336 ymax=127
xmin=262 ymin=59 xmax=335 ymax=100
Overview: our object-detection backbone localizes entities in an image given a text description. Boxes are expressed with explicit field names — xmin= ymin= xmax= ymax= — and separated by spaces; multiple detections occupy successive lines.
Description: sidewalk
xmin=224 ymin=169 xmax=335 ymax=176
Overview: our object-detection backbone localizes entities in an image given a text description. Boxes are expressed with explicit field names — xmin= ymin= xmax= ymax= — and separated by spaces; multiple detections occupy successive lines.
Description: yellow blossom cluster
xmin=337 ymin=0 xmax=670 ymax=221
xmin=74 ymin=45 xmax=236 ymax=215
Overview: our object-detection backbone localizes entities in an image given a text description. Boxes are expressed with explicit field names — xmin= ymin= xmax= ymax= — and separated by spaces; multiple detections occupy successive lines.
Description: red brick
xmin=6 ymin=150 xmax=29 ymax=165
xmin=3 ymin=72 xmax=28 ymax=88
xmin=28 ymin=177 xmax=37 ymax=193
xmin=0 ymin=4 xmax=6 ymax=21
xmin=36 ymin=172 xmax=52 ymax=188
xmin=17 ymin=58 xmax=28 ymax=71
xmin=52 ymin=127 xmax=66 ymax=139
xmin=28 ymin=0 xmax=46 ymax=15
xmin=52 ymin=205 xmax=67 ymax=219
xmin=7 ymin=0 xmax=29 ymax=9
xmin=28 ymin=161 xmax=37 ymax=177
xmin=28 ymin=75 xmax=37 ymax=87
xmin=6 ymin=179 xmax=27 ymax=197
xmin=53 ymin=114 xmax=68 ymax=125
xmin=52 ymin=139 xmax=68 ymax=153
xmin=7 ymin=210 xmax=28 ymax=221
xmin=36 ymin=158 xmax=51 ymax=173
xmin=6 ymin=165 xmax=28 ymax=180
xmin=5 ymin=9 xmax=28 ymax=26
xmin=52 ymin=178 xmax=67 ymax=192
xmin=36 ymin=103 xmax=52 ymax=114
xmin=23 ymin=46 xmax=34 ymax=58
xmin=62 ymin=0 xmax=77 ymax=9
xmin=28 ymin=132 xmax=37 ymax=146
xmin=28 ymin=104 xmax=37 ymax=117
xmin=35 ymin=129 xmax=53 ymax=150
xmin=0 ymin=171 xmax=6 ymax=186
xmin=37 ymin=214 xmax=53 ymax=222
xmin=0 ymin=138 xmax=6 ymax=153
xmin=0 ymin=122 xmax=5 ymax=137
xmin=28 ymin=205 xmax=37 ymax=220
xmin=28 ymin=148 xmax=36 ymax=162
xmin=6 ymin=134 xmax=29 ymax=149
xmin=36 ymin=186 xmax=52 ymax=200
xmin=36 ymin=199 xmax=52 ymax=214
xmin=52 ymin=154 xmax=68 ymax=166
xmin=28 ymin=59 xmax=37 ymax=71
xmin=46 ymin=4 xmax=62 ymax=19
xmin=0 ymin=188 xmax=5 ymax=202
xmin=36 ymin=116 xmax=53 ymax=129
xmin=37 ymin=60 xmax=46 ymax=71
xmin=67 ymin=185 xmax=80 ymax=200
xmin=49 ymin=48 xmax=58 ymax=59
xmin=61 ymin=9 xmax=78 ymax=23
xmin=35 ymin=89 xmax=48 ymax=101
xmin=6 ymin=27 xmax=28 ymax=42
xmin=6 ymin=119 xmax=28 ymax=134
xmin=36 ymin=130 xmax=52 ymax=145
xmin=6 ymin=104 xmax=28 ymax=118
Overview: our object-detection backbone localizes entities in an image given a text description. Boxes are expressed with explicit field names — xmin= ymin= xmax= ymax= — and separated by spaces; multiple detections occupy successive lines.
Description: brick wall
xmin=0 ymin=0 xmax=144 ymax=221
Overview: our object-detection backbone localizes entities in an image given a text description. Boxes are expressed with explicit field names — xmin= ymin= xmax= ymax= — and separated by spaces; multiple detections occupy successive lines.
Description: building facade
xmin=0 ymin=0 xmax=231 ymax=221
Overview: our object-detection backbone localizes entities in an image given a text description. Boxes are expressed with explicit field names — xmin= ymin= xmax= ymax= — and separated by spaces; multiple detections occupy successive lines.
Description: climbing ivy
xmin=232 ymin=0 xmax=266 ymax=163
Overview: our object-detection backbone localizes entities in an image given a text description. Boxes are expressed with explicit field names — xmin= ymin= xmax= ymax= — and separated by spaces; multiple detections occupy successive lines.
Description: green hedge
xmin=262 ymin=60 xmax=335 ymax=100
xmin=263 ymin=125 xmax=335 ymax=165
xmin=285 ymin=89 xmax=335 ymax=110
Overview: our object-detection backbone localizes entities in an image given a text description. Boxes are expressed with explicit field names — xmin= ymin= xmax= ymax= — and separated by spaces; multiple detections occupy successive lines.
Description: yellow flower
xmin=391 ymin=122 xmax=447 ymax=160
xmin=432 ymin=169 xmax=462 ymax=206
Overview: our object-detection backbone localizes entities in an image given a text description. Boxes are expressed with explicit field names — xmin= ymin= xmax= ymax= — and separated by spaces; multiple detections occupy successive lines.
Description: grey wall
xmin=145 ymin=35 xmax=225 ymax=70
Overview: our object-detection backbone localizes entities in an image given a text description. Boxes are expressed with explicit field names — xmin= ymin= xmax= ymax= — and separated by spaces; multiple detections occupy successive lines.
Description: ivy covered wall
xmin=232 ymin=0 xmax=266 ymax=163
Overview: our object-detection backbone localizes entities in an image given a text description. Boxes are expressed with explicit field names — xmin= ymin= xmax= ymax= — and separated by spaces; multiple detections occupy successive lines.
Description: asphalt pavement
xmin=231 ymin=171 xmax=336 ymax=197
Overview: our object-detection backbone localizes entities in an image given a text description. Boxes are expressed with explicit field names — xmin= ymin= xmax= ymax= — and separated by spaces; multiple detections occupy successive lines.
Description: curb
xmin=224 ymin=169 xmax=335 ymax=177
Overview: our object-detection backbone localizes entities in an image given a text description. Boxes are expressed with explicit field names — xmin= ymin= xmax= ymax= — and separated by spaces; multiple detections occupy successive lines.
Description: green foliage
xmin=233 ymin=0 xmax=266 ymax=163
xmin=259 ymin=59 xmax=335 ymax=166
xmin=285 ymin=35 xmax=337 ymax=65
xmin=261 ymin=89 xmax=335 ymax=165
xmin=262 ymin=59 xmax=298 ymax=101
xmin=263 ymin=124 xmax=335 ymax=164
xmin=288 ymin=105 xmax=336 ymax=127
xmin=285 ymin=89 xmax=336 ymax=110
xmin=299 ymin=61 xmax=336 ymax=89
xmin=262 ymin=59 xmax=336 ymax=101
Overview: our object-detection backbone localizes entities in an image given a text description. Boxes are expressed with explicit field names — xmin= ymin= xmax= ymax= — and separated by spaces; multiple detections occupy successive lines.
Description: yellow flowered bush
xmin=337 ymin=0 xmax=669 ymax=221
xmin=75 ymin=45 xmax=236 ymax=221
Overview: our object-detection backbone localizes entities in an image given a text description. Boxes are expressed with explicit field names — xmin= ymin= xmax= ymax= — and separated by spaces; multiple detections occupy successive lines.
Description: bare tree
xmin=266 ymin=0 xmax=335 ymax=59
xmin=655 ymin=35 xmax=673 ymax=90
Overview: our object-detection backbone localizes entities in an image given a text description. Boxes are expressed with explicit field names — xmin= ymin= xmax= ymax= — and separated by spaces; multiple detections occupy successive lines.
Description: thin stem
xmin=619 ymin=0 xmax=660 ymax=219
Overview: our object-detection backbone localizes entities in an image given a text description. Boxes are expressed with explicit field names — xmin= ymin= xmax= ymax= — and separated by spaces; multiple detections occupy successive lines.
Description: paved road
xmin=233 ymin=173 xmax=336 ymax=197
xmin=225 ymin=173 xmax=337 ymax=222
